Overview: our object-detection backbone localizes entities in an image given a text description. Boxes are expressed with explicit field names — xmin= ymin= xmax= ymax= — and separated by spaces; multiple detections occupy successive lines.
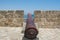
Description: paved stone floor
xmin=0 ymin=27 xmax=60 ymax=40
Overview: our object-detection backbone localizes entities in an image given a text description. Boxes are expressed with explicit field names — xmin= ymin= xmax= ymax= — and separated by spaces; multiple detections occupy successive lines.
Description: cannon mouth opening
xmin=24 ymin=28 xmax=38 ymax=39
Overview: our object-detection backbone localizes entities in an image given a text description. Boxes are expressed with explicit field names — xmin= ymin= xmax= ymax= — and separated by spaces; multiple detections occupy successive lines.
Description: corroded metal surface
xmin=24 ymin=13 xmax=38 ymax=39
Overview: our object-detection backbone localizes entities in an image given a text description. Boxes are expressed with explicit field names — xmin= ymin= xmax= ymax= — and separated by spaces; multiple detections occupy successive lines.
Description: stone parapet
xmin=34 ymin=10 xmax=60 ymax=28
xmin=0 ymin=10 xmax=24 ymax=27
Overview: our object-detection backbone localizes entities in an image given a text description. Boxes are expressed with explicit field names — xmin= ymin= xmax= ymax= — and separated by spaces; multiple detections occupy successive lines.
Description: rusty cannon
xmin=24 ymin=13 xmax=38 ymax=39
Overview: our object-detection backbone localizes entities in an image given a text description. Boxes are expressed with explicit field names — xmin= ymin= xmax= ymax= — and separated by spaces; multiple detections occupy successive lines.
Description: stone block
xmin=15 ymin=10 xmax=24 ymax=18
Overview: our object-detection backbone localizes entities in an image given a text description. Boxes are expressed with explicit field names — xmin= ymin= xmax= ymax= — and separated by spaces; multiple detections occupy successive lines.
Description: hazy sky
xmin=0 ymin=0 xmax=60 ymax=14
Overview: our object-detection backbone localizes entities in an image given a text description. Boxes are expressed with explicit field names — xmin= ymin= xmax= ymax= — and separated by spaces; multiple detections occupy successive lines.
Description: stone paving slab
xmin=0 ymin=27 xmax=60 ymax=40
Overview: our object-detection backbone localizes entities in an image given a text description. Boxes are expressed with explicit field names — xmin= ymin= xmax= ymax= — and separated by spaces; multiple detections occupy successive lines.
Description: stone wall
xmin=0 ymin=10 xmax=24 ymax=27
xmin=0 ymin=10 xmax=60 ymax=28
xmin=34 ymin=10 xmax=60 ymax=28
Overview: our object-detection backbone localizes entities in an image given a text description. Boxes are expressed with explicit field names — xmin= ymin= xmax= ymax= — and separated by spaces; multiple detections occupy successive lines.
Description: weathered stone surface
xmin=34 ymin=18 xmax=40 ymax=22
xmin=34 ymin=11 xmax=60 ymax=28
xmin=0 ymin=10 xmax=24 ymax=27
xmin=0 ymin=14 xmax=4 ymax=19
xmin=0 ymin=27 xmax=60 ymax=40
xmin=0 ymin=10 xmax=60 ymax=28
xmin=0 ymin=18 xmax=24 ymax=27
xmin=0 ymin=11 xmax=7 ymax=16
xmin=0 ymin=27 xmax=23 ymax=40
xmin=15 ymin=10 xmax=24 ymax=18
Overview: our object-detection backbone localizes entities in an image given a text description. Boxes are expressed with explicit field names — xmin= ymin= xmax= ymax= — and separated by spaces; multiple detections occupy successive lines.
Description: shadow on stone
xmin=22 ymin=37 xmax=39 ymax=40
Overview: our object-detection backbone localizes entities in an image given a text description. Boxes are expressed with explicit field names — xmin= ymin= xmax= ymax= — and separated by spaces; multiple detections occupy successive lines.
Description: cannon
xmin=24 ymin=13 xmax=38 ymax=39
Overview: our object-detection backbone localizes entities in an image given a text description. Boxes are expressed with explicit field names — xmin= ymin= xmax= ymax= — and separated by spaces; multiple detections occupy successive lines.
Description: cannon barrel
xmin=24 ymin=13 xmax=38 ymax=39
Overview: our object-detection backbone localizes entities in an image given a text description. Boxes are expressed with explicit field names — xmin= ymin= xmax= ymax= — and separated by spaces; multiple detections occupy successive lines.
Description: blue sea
xmin=24 ymin=14 xmax=34 ymax=19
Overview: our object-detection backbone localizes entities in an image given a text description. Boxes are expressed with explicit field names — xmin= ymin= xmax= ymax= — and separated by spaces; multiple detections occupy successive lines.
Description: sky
xmin=0 ymin=0 xmax=60 ymax=14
